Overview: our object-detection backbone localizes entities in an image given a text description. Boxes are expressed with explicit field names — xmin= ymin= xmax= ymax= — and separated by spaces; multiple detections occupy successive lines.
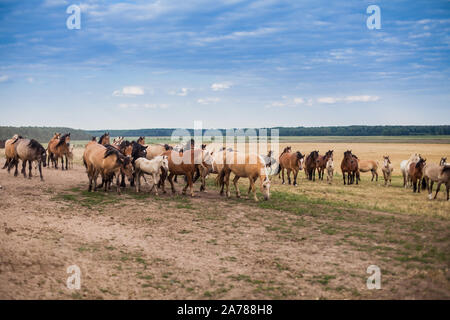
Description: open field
xmin=0 ymin=140 xmax=449 ymax=299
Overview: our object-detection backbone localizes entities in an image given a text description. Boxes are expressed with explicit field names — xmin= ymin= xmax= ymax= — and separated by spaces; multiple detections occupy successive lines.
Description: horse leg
xmin=281 ymin=167 xmax=285 ymax=184
xmin=293 ymin=169 xmax=298 ymax=186
xmin=116 ymin=173 xmax=121 ymax=194
xmin=250 ymin=177 xmax=258 ymax=201
xmin=446 ymin=184 xmax=449 ymax=201
xmin=2 ymin=158 xmax=9 ymax=170
xmin=342 ymin=172 xmax=346 ymax=185
xmin=287 ymin=168 xmax=291 ymax=185
xmin=225 ymin=171 xmax=231 ymax=198
xmin=135 ymin=171 xmax=141 ymax=193
xmin=61 ymin=155 xmax=65 ymax=171
xmin=428 ymin=180 xmax=434 ymax=200
xmin=21 ymin=160 xmax=27 ymax=178
xmin=188 ymin=173 xmax=195 ymax=197
xmin=120 ymin=172 xmax=126 ymax=188
xmin=433 ymin=182 xmax=442 ymax=199
xmin=233 ymin=175 xmax=240 ymax=198
xmin=412 ymin=178 xmax=417 ymax=193
xmin=168 ymin=172 xmax=176 ymax=194
xmin=38 ymin=161 xmax=43 ymax=181
xmin=313 ymin=168 xmax=316 ymax=182
xmin=28 ymin=160 xmax=32 ymax=179
xmin=152 ymin=173 xmax=159 ymax=196
xmin=375 ymin=170 xmax=378 ymax=182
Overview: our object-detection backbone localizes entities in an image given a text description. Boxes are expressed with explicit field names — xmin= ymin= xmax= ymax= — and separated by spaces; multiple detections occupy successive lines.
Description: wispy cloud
xmin=169 ymin=87 xmax=190 ymax=96
xmin=317 ymin=96 xmax=380 ymax=104
xmin=0 ymin=75 xmax=10 ymax=83
xmin=211 ymin=82 xmax=232 ymax=91
xmin=197 ymin=97 xmax=220 ymax=105
xmin=113 ymin=86 xmax=145 ymax=97
xmin=118 ymin=103 xmax=168 ymax=109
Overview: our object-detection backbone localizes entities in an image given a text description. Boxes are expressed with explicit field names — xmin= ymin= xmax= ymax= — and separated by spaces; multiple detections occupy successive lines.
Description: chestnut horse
xmin=159 ymin=149 xmax=203 ymax=197
xmin=278 ymin=150 xmax=304 ymax=186
xmin=277 ymin=146 xmax=292 ymax=179
xmin=46 ymin=132 xmax=61 ymax=168
xmin=10 ymin=138 xmax=47 ymax=180
xmin=316 ymin=150 xmax=333 ymax=180
xmin=48 ymin=133 xmax=71 ymax=170
xmin=304 ymin=150 xmax=319 ymax=181
xmin=408 ymin=157 xmax=426 ymax=193
xmin=341 ymin=150 xmax=359 ymax=185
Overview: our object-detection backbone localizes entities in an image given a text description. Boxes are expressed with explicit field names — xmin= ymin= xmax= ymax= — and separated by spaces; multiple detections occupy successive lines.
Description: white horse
xmin=134 ymin=155 xmax=169 ymax=195
xmin=400 ymin=153 xmax=420 ymax=188
xmin=326 ymin=157 xmax=334 ymax=183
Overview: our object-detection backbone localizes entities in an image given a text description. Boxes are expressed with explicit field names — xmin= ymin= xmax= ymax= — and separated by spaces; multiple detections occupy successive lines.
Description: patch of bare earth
xmin=0 ymin=164 xmax=448 ymax=299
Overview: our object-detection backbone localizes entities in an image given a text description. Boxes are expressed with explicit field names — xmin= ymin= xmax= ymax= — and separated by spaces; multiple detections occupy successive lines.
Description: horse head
xmin=261 ymin=177 xmax=271 ymax=201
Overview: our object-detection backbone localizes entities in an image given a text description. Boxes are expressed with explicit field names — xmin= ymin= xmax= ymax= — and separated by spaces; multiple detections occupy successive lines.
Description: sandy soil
xmin=0 ymin=146 xmax=449 ymax=299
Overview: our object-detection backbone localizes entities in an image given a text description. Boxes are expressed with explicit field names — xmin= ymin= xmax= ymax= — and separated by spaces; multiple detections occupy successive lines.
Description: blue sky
xmin=0 ymin=0 xmax=449 ymax=129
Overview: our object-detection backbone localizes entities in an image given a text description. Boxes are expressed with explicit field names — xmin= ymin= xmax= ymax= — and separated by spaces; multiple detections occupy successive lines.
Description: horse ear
xmin=144 ymin=146 xmax=148 ymax=149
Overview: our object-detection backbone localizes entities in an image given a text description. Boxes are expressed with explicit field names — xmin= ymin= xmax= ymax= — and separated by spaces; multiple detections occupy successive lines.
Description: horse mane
xmin=415 ymin=158 xmax=425 ymax=168
xmin=119 ymin=140 xmax=131 ymax=149
xmin=164 ymin=144 xmax=172 ymax=151
xmin=28 ymin=139 xmax=44 ymax=152
xmin=91 ymin=136 xmax=97 ymax=141
xmin=104 ymin=146 xmax=125 ymax=165
xmin=55 ymin=133 xmax=70 ymax=148
xmin=99 ymin=133 xmax=109 ymax=144
xmin=442 ymin=165 xmax=450 ymax=173
xmin=296 ymin=151 xmax=304 ymax=159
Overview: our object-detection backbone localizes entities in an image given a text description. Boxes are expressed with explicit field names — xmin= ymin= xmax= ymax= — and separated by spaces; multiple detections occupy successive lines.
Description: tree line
xmin=1 ymin=125 xmax=449 ymax=143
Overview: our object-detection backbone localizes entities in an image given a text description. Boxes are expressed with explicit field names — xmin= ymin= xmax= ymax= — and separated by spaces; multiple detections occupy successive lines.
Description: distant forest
xmin=1 ymin=125 xmax=449 ymax=142
xmin=0 ymin=126 xmax=92 ymax=141
xmin=88 ymin=125 xmax=450 ymax=137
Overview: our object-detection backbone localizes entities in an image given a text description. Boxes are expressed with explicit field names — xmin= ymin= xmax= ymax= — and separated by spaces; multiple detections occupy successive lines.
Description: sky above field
xmin=0 ymin=0 xmax=449 ymax=130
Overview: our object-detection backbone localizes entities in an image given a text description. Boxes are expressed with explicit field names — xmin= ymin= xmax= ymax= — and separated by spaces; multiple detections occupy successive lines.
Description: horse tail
xmin=273 ymin=163 xmax=281 ymax=176
xmin=421 ymin=177 xmax=427 ymax=190
xmin=216 ymin=169 xmax=225 ymax=187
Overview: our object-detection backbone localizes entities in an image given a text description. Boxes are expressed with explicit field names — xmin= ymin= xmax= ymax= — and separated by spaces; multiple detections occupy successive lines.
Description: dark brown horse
xmin=341 ymin=150 xmax=359 ymax=185
xmin=408 ymin=157 xmax=426 ymax=193
xmin=137 ymin=136 xmax=145 ymax=145
xmin=316 ymin=150 xmax=333 ymax=180
xmin=304 ymin=150 xmax=319 ymax=181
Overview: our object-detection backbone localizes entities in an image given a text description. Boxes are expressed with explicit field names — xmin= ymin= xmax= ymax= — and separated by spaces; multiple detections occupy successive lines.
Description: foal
xmin=381 ymin=155 xmax=394 ymax=186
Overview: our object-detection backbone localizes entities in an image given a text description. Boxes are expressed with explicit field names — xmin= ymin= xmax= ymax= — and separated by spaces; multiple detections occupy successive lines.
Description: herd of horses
xmin=1 ymin=133 xmax=449 ymax=201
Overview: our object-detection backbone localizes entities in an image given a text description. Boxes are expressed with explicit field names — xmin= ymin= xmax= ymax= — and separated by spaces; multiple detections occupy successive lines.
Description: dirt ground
xmin=0 ymin=145 xmax=449 ymax=300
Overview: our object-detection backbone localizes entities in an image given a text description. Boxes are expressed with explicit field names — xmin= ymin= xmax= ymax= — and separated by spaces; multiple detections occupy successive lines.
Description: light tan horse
xmin=432 ymin=166 xmax=450 ymax=201
xmin=217 ymin=151 xmax=271 ymax=201
xmin=357 ymin=159 xmax=379 ymax=182
xmin=47 ymin=132 xmax=61 ymax=168
xmin=146 ymin=143 xmax=173 ymax=160
xmin=423 ymin=160 xmax=447 ymax=200
xmin=83 ymin=142 xmax=133 ymax=194
xmin=381 ymin=155 xmax=394 ymax=186
xmin=48 ymin=133 xmax=71 ymax=170
xmin=2 ymin=134 xmax=22 ymax=172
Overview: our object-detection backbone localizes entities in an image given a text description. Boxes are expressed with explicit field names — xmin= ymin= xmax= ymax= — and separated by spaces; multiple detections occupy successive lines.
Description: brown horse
xmin=2 ymin=134 xmax=22 ymax=172
xmin=217 ymin=151 xmax=271 ymax=201
xmin=278 ymin=150 xmax=304 ymax=186
xmin=316 ymin=150 xmax=333 ymax=180
xmin=137 ymin=136 xmax=146 ymax=145
xmin=408 ymin=157 xmax=426 ymax=193
xmin=83 ymin=142 xmax=133 ymax=194
xmin=98 ymin=132 xmax=110 ymax=145
xmin=10 ymin=138 xmax=47 ymax=180
xmin=277 ymin=146 xmax=292 ymax=179
xmin=48 ymin=133 xmax=71 ymax=170
xmin=304 ymin=150 xmax=319 ymax=181
xmin=381 ymin=155 xmax=394 ymax=186
xmin=46 ymin=132 xmax=61 ymax=168
xmin=341 ymin=150 xmax=359 ymax=185
xmin=159 ymin=149 xmax=203 ymax=197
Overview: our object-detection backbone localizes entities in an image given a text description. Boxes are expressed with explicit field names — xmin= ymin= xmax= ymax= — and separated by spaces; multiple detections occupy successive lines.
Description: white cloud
xmin=118 ymin=103 xmax=168 ymax=109
xmin=293 ymin=97 xmax=305 ymax=105
xmin=113 ymin=86 xmax=145 ymax=97
xmin=43 ymin=0 xmax=68 ymax=7
xmin=199 ymin=27 xmax=280 ymax=43
xmin=0 ymin=75 xmax=9 ymax=82
xmin=26 ymin=77 xmax=34 ymax=83
xmin=211 ymin=82 xmax=232 ymax=91
xmin=266 ymin=97 xmax=306 ymax=108
xmin=317 ymin=95 xmax=380 ymax=104
xmin=169 ymin=87 xmax=190 ymax=96
xmin=197 ymin=97 xmax=220 ymax=105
